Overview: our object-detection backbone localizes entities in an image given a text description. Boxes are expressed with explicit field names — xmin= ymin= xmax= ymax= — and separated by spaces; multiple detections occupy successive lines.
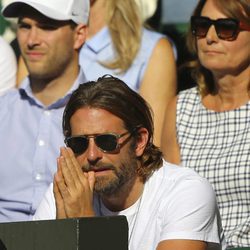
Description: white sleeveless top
xmin=176 ymin=87 xmax=250 ymax=248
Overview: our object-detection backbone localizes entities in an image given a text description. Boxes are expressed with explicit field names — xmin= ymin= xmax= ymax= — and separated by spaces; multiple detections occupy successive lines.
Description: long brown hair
xmin=63 ymin=75 xmax=163 ymax=182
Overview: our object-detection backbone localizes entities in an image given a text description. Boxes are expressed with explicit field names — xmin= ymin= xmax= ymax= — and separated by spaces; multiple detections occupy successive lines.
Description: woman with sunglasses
xmin=161 ymin=0 xmax=250 ymax=249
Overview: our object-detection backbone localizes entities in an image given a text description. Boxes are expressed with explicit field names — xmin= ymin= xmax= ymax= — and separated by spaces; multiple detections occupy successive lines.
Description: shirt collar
xmin=84 ymin=26 xmax=111 ymax=53
xmin=19 ymin=67 xmax=87 ymax=109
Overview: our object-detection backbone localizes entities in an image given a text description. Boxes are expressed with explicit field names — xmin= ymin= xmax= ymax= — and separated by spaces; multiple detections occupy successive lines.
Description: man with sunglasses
xmin=0 ymin=0 xmax=89 ymax=222
xmin=161 ymin=0 xmax=250 ymax=248
xmin=34 ymin=75 xmax=226 ymax=250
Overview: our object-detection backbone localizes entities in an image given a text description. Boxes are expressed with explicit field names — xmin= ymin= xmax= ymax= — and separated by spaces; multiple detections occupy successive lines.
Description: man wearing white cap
xmin=0 ymin=0 xmax=89 ymax=222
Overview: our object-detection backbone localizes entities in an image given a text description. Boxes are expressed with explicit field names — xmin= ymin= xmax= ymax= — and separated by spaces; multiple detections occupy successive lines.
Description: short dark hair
xmin=63 ymin=75 xmax=163 ymax=181
xmin=17 ymin=5 xmax=77 ymax=30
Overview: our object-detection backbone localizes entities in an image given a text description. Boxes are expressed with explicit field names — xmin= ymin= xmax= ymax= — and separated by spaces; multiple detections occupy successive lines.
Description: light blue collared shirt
xmin=79 ymin=27 xmax=167 ymax=91
xmin=0 ymin=69 xmax=87 ymax=222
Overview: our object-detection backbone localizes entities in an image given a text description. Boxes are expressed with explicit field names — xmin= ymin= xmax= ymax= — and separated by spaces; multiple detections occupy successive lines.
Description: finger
xmin=66 ymin=147 xmax=85 ymax=178
xmin=56 ymin=157 xmax=63 ymax=178
xmin=55 ymin=159 xmax=71 ymax=199
xmin=87 ymin=171 xmax=95 ymax=193
xmin=59 ymin=154 xmax=77 ymax=189
xmin=65 ymin=147 xmax=89 ymax=187
xmin=53 ymin=176 xmax=66 ymax=219
xmin=55 ymin=157 xmax=65 ymax=188
xmin=61 ymin=147 xmax=81 ymax=185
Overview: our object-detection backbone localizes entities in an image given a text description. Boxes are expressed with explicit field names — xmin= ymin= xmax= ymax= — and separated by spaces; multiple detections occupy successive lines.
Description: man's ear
xmin=74 ymin=24 xmax=88 ymax=50
xmin=135 ymin=127 xmax=149 ymax=157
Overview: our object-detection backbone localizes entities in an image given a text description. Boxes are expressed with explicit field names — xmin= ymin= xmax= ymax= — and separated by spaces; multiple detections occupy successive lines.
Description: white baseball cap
xmin=1 ymin=0 xmax=89 ymax=24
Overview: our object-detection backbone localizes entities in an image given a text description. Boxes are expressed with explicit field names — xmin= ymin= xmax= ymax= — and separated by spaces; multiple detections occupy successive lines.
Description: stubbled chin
xmin=94 ymin=174 xmax=118 ymax=194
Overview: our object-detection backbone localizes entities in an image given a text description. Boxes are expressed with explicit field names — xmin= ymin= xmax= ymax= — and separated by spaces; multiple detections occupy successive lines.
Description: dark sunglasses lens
xmin=66 ymin=137 xmax=88 ymax=154
xmin=192 ymin=17 xmax=211 ymax=37
xmin=216 ymin=19 xmax=238 ymax=39
xmin=95 ymin=134 xmax=118 ymax=152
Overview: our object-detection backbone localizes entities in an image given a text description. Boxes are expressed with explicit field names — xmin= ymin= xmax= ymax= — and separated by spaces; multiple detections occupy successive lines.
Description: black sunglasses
xmin=65 ymin=131 xmax=134 ymax=155
xmin=191 ymin=16 xmax=250 ymax=41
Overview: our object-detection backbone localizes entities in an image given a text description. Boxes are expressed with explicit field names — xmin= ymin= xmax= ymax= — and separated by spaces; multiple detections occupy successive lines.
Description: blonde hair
xmin=102 ymin=0 xmax=142 ymax=73
xmin=186 ymin=0 xmax=250 ymax=96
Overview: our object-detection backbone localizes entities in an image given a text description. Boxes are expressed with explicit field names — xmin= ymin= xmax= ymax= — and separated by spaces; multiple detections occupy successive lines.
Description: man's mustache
xmin=82 ymin=163 xmax=116 ymax=172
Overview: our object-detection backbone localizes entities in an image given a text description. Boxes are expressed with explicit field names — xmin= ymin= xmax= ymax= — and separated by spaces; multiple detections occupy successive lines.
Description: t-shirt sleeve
xmin=33 ymin=183 xmax=56 ymax=221
xmin=160 ymin=177 xmax=222 ymax=245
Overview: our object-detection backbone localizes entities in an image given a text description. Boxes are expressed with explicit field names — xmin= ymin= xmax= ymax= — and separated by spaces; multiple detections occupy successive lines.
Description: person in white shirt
xmin=0 ymin=36 xmax=17 ymax=95
xmin=34 ymin=75 xmax=226 ymax=250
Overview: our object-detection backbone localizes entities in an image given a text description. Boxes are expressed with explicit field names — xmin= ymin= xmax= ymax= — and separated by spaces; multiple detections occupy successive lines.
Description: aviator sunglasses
xmin=65 ymin=130 xmax=135 ymax=155
xmin=191 ymin=16 xmax=250 ymax=41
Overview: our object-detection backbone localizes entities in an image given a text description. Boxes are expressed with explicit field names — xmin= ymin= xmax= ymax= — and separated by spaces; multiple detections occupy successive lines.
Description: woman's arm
xmin=161 ymin=96 xmax=181 ymax=164
xmin=139 ymin=38 xmax=177 ymax=147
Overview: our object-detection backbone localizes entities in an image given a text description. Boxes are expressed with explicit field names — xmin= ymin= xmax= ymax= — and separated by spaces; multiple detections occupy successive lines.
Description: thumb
xmin=88 ymin=171 xmax=95 ymax=192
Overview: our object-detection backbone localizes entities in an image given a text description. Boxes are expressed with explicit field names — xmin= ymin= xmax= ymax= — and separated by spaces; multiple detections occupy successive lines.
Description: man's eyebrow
xmin=17 ymin=18 xmax=25 ymax=24
xmin=17 ymin=18 xmax=32 ymax=27
xmin=17 ymin=17 xmax=71 ymax=28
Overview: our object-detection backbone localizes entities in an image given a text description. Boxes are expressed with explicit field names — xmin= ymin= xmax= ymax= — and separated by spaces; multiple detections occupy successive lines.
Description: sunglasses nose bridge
xmin=205 ymin=22 xmax=220 ymax=41
xmin=85 ymin=137 xmax=103 ymax=161
xmin=88 ymin=135 xmax=105 ymax=152
xmin=87 ymin=136 xmax=98 ymax=149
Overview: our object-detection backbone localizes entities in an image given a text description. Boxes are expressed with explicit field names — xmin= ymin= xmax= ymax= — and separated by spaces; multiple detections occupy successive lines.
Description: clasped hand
xmin=53 ymin=147 xmax=95 ymax=219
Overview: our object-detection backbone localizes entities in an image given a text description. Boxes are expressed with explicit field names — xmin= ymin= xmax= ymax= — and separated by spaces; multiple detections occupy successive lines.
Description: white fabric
xmin=0 ymin=37 xmax=16 ymax=95
xmin=135 ymin=0 xmax=158 ymax=21
xmin=34 ymin=160 xmax=226 ymax=250
xmin=2 ymin=0 xmax=89 ymax=24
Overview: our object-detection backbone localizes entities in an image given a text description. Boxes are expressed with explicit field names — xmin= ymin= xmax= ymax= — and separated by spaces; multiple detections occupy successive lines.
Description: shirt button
xmin=44 ymin=110 xmax=51 ymax=116
xmin=38 ymin=140 xmax=45 ymax=146
xmin=35 ymin=173 xmax=43 ymax=181
xmin=44 ymin=110 xmax=50 ymax=116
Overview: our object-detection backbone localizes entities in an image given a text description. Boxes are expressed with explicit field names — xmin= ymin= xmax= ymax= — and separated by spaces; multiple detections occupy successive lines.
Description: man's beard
xmin=82 ymin=151 xmax=138 ymax=196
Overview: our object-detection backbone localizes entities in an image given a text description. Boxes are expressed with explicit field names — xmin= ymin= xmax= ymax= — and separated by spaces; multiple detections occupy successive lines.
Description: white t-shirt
xmin=0 ymin=37 xmax=16 ymax=95
xmin=34 ymin=160 xmax=226 ymax=250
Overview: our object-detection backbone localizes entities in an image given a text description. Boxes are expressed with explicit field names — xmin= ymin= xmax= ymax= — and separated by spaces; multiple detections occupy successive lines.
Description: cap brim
xmin=2 ymin=1 xmax=72 ymax=21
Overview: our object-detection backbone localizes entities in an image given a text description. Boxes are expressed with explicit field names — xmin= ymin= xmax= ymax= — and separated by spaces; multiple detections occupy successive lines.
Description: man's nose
xmin=86 ymin=138 xmax=103 ymax=165
xmin=27 ymin=27 xmax=41 ymax=48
